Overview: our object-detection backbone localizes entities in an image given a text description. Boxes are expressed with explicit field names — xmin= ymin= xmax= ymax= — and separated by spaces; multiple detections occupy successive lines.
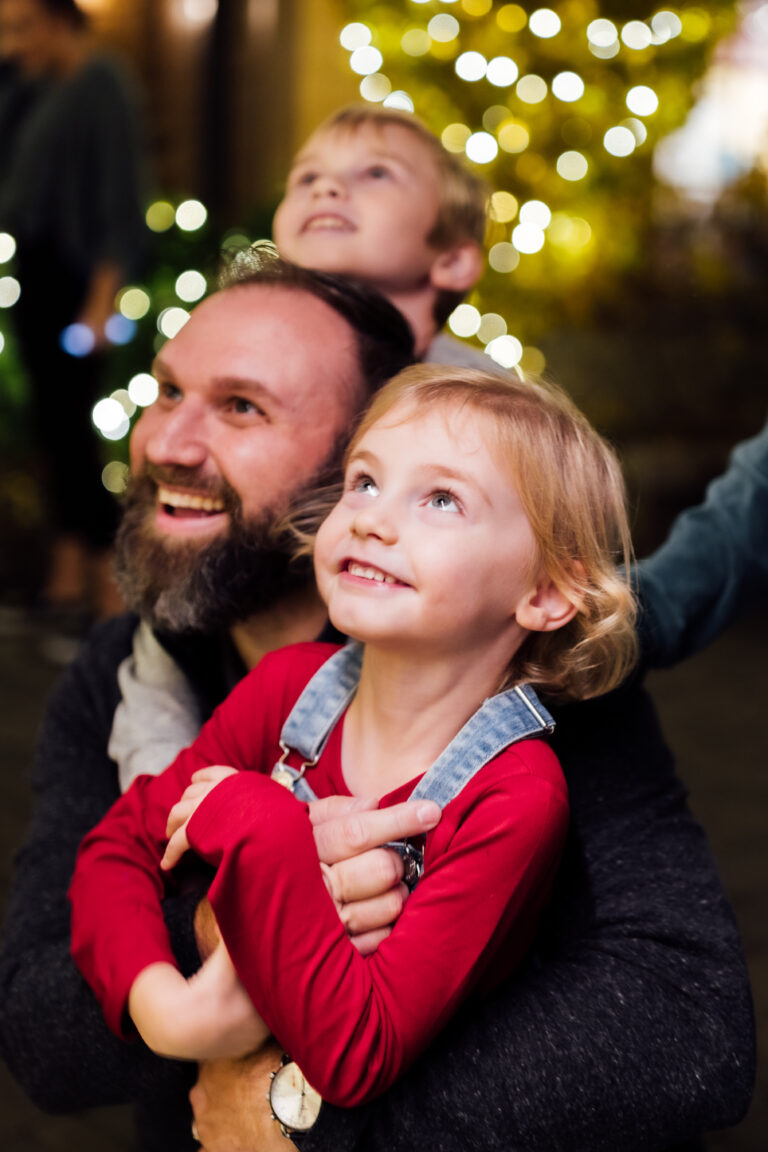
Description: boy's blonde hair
xmin=310 ymin=105 xmax=489 ymax=326
xmin=345 ymin=364 xmax=638 ymax=702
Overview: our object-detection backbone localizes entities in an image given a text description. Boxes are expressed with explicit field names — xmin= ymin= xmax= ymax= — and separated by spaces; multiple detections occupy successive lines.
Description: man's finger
xmin=350 ymin=926 xmax=392 ymax=956
xmin=338 ymin=884 xmax=409 ymax=936
xmin=313 ymin=799 xmax=441 ymax=865
xmin=307 ymin=794 xmax=378 ymax=826
xmin=326 ymin=846 xmax=404 ymax=904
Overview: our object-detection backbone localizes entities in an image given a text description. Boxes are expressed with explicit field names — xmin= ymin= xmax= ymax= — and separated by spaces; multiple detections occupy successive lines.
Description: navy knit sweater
xmin=0 ymin=614 xmax=754 ymax=1151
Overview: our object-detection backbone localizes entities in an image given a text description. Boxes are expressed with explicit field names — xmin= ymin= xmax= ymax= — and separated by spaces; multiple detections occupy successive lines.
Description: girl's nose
xmin=350 ymin=500 xmax=398 ymax=545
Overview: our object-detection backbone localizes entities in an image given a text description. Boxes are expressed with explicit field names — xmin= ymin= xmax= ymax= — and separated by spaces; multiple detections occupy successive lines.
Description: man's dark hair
xmin=220 ymin=243 xmax=416 ymax=404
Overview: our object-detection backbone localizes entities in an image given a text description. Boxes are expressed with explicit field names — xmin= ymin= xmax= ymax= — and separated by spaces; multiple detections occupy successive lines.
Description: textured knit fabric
xmin=637 ymin=412 xmax=768 ymax=667
xmin=0 ymin=613 xmax=755 ymax=1150
xmin=70 ymin=643 xmax=569 ymax=1106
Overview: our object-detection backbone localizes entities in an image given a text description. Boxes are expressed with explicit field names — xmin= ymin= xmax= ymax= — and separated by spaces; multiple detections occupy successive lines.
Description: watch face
xmin=270 ymin=1061 xmax=322 ymax=1132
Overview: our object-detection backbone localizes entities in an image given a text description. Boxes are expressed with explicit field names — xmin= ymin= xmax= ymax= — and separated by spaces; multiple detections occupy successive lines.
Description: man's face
xmin=0 ymin=0 xmax=59 ymax=75
xmin=119 ymin=285 xmax=363 ymax=632
xmin=273 ymin=123 xmax=444 ymax=296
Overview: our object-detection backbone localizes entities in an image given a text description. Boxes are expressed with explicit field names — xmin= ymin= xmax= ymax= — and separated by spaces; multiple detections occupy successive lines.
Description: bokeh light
xmin=0 ymin=276 xmax=21 ymax=308
xmin=118 ymin=286 xmax=151 ymax=320
xmin=552 ymin=71 xmax=584 ymax=102
xmin=145 ymin=201 xmax=175 ymax=232
xmin=340 ymin=22 xmax=371 ymax=50
xmin=529 ymin=9 xmax=561 ymax=38
xmin=157 ymin=307 xmax=191 ymax=338
xmin=102 ymin=461 xmax=130 ymax=494
xmin=350 ymin=46 xmax=383 ymax=75
xmin=465 ymin=131 xmax=498 ymax=163
xmin=604 ymin=126 xmax=636 ymax=156
xmin=447 ymin=303 xmax=481 ymax=337
xmin=128 ymin=372 xmax=159 ymax=407
xmin=486 ymin=56 xmax=518 ymax=87
xmin=175 ymin=269 xmax=208 ymax=302
xmin=60 ymin=323 xmax=94 ymax=357
xmin=0 ymin=233 xmax=16 ymax=263
xmin=175 ymin=200 xmax=207 ymax=231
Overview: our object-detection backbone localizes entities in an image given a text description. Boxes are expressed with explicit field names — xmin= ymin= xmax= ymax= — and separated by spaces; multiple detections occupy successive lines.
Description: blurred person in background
xmin=0 ymin=0 xmax=145 ymax=625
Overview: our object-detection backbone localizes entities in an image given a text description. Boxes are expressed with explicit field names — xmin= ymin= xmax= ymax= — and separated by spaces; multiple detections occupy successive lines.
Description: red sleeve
xmin=185 ymin=743 xmax=568 ymax=1107
xmin=68 ymin=644 xmax=338 ymax=1036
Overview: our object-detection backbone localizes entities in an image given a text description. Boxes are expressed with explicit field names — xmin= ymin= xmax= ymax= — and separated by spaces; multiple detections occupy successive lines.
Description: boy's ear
xmin=429 ymin=242 xmax=484 ymax=294
xmin=514 ymin=577 xmax=580 ymax=634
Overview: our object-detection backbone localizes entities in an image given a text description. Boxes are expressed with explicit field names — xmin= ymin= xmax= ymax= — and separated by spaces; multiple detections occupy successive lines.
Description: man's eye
xmin=158 ymin=382 xmax=182 ymax=404
xmin=228 ymin=397 xmax=265 ymax=418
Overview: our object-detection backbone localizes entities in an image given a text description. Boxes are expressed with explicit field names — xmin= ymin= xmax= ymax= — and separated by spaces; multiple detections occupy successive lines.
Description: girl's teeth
xmin=349 ymin=563 xmax=396 ymax=584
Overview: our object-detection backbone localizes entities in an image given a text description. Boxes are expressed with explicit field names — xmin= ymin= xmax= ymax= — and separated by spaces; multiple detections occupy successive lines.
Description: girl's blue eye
xmin=351 ymin=474 xmax=378 ymax=496
xmin=430 ymin=491 xmax=458 ymax=512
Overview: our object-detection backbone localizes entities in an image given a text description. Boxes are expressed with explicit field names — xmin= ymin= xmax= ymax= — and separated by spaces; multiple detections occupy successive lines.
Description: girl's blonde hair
xmin=345 ymin=364 xmax=638 ymax=702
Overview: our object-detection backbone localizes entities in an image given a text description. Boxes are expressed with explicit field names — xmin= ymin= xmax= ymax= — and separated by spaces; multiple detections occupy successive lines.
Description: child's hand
xmin=128 ymin=943 xmax=270 ymax=1061
xmin=162 ymin=765 xmax=239 ymax=871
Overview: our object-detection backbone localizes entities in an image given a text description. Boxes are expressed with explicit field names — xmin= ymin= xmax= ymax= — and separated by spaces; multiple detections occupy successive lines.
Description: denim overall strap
xmin=274 ymin=644 xmax=555 ymax=886
xmin=408 ymin=682 xmax=554 ymax=806
xmin=280 ymin=641 xmax=364 ymax=762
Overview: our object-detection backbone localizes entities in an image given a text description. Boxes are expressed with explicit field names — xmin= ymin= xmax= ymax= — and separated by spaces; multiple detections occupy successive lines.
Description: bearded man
xmin=0 ymin=251 xmax=754 ymax=1152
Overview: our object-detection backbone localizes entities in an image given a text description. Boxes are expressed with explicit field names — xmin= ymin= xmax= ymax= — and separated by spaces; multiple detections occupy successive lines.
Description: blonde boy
xmin=273 ymin=105 xmax=489 ymax=359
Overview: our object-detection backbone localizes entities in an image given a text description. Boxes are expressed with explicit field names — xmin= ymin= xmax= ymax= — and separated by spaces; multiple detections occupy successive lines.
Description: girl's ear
xmin=515 ymin=577 xmax=580 ymax=634
xmin=429 ymin=242 xmax=484 ymax=293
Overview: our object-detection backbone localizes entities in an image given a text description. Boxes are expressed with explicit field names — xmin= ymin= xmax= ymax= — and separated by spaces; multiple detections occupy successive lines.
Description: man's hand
xmin=191 ymin=1042 xmax=297 ymax=1152
xmin=309 ymin=796 xmax=441 ymax=954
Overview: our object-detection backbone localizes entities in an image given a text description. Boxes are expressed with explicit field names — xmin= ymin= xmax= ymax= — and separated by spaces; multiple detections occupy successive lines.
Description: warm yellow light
xmin=402 ymin=29 xmax=430 ymax=56
xmin=498 ymin=121 xmax=530 ymax=153
xmin=489 ymin=191 xmax=518 ymax=222
xmin=118 ymin=287 xmax=151 ymax=321
xmin=146 ymin=201 xmax=175 ymax=232
xmin=102 ymin=461 xmax=130 ymax=495
xmin=360 ymin=74 xmax=392 ymax=102
xmin=516 ymin=75 xmax=547 ymax=104
xmin=442 ymin=123 xmax=472 ymax=153
xmin=488 ymin=242 xmax=519 ymax=272
xmin=556 ymin=151 xmax=589 ymax=180
xmin=497 ymin=4 xmax=527 ymax=33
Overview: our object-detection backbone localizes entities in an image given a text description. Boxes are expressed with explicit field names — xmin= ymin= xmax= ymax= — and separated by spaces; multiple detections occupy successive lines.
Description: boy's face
xmin=273 ymin=124 xmax=445 ymax=295
xmin=314 ymin=400 xmax=539 ymax=664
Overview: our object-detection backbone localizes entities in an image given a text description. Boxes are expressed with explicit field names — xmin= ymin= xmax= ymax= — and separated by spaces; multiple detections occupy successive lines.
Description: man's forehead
xmin=157 ymin=284 xmax=360 ymax=396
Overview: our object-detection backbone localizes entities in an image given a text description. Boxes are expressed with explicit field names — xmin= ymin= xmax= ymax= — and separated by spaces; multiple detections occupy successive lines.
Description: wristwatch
xmin=268 ymin=1054 xmax=322 ymax=1137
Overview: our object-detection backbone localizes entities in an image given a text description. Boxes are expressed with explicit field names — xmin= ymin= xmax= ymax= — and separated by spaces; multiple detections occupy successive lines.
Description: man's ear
xmin=514 ymin=577 xmax=580 ymax=634
xmin=429 ymin=242 xmax=484 ymax=294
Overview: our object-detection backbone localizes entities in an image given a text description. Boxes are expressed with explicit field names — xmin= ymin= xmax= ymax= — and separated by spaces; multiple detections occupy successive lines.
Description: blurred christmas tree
xmin=337 ymin=1 xmax=738 ymax=372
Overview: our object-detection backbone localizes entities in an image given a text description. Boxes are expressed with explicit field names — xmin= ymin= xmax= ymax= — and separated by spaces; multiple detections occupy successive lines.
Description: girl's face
xmin=314 ymin=400 xmax=541 ymax=661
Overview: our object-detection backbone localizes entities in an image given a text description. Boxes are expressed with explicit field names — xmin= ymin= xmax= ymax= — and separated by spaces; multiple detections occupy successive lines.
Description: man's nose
xmin=142 ymin=402 xmax=209 ymax=469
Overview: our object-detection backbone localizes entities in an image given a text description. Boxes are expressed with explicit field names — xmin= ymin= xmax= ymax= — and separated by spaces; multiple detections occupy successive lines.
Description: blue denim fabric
xmin=275 ymin=641 xmax=554 ymax=810
xmin=636 ymin=413 xmax=768 ymax=668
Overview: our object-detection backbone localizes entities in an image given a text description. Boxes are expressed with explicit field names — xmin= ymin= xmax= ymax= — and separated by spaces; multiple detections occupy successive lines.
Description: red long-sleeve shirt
xmin=70 ymin=643 xmax=568 ymax=1106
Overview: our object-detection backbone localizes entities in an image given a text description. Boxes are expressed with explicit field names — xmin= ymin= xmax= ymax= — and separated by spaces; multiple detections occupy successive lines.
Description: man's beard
xmin=114 ymin=466 xmax=317 ymax=635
